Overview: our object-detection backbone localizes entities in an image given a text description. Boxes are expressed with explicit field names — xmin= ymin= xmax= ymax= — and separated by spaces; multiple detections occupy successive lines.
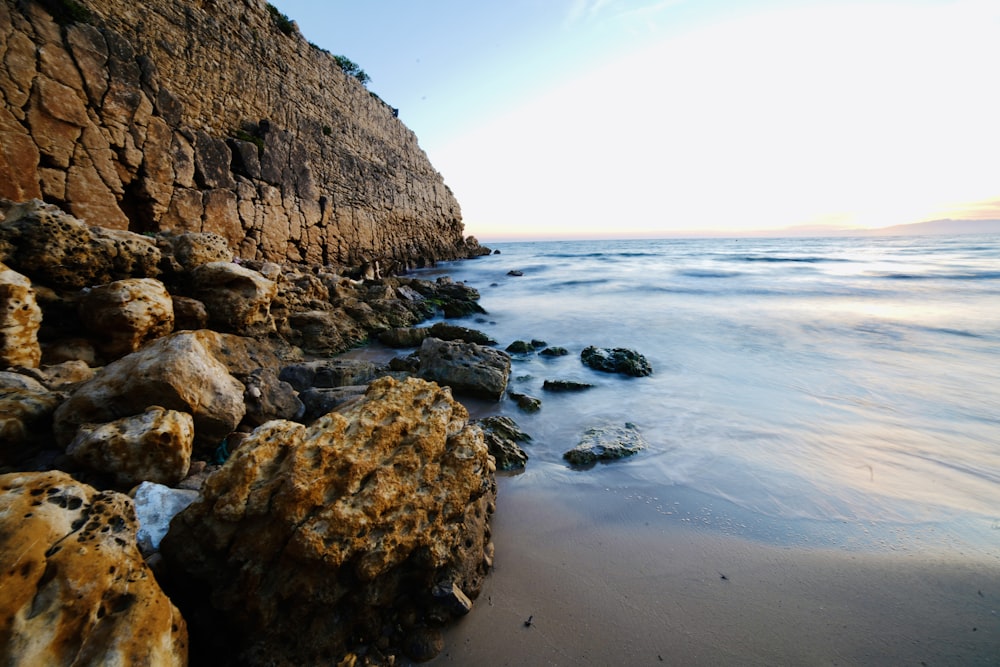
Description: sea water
xmin=404 ymin=235 xmax=1000 ymax=553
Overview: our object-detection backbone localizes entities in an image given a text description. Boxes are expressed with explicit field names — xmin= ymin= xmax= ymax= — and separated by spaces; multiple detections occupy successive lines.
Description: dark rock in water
xmin=506 ymin=270 xmax=523 ymax=277
xmin=417 ymin=338 xmax=511 ymax=400
xmin=493 ymin=249 xmax=502 ymax=255
xmin=505 ymin=340 xmax=534 ymax=354
xmin=421 ymin=277 xmax=487 ymax=317
xmin=508 ymin=391 xmax=541 ymax=413
xmin=475 ymin=416 xmax=531 ymax=472
xmin=540 ymin=346 xmax=569 ymax=357
xmin=542 ymin=379 xmax=594 ymax=392
xmin=430 ymin=322 xmax=496 ymax=345
xmin=563 ymin=422 xmax=647 ymax=466
xmin=581 ymin=346 xmax=652 ymax=377
xmin=530 ymin=339 xmax=547 ymax=349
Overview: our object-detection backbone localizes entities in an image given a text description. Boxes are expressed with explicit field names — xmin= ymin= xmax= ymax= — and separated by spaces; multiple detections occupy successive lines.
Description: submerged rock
xmin=160 ymin=377 xmax=495 ymax=665
xmin=0 ymin=471 xmax=187 ymax=666
xmin=429 ymin=321 xmax=496 ymax=345
xmin=542 ymin=379 xmax=594 ymax=392
xmin=508 ymin=390 xmax=542 ymax=413
xmin=581 ymin=346 xmax=653 ymax=377
xmin=563 ymin=422 xmax=648 ymax=466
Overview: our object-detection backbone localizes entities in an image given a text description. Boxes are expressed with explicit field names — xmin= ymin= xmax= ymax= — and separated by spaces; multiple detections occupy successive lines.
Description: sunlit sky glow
xmin=274 ymin=0 xmax=1000 ymax=240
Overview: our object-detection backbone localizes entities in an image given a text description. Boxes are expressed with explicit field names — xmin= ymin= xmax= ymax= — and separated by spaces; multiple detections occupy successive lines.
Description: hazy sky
xmin=273 ymin=0 xmax=1000 ymax=240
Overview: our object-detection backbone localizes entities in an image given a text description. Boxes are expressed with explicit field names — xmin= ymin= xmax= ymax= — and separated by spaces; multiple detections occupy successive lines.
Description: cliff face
xmin=0 ymin=0 xmax=482 ymax=270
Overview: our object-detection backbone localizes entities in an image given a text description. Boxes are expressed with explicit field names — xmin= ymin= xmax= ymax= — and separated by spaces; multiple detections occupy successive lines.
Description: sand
xmin=430 ymin=478 xmax=1000 ymax=666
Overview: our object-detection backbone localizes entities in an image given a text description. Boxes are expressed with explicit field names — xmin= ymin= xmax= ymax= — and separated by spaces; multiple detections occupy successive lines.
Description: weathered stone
xmin=278 ymin=308 xmax=367 ymax=355
xmin=0 ymin=261 xmax=42 ymax=368
xmin=159 ymin=231 xmax=233 ymax=273
xmin=298 ymin=385 xmax=368 ymax=423
xmin=417 ymin=337 xmax=511 ymax=401
xmin=0 ymin=387 xmax=61 ymax=464
xmin=505 ymin=340 xmax=535 ymax=354
xmin=132 ymin=481 xmax=199 ymax=555
xmin=563 ymin=422 xmax=648 ymax=466
xmin=279 ymin=358 xmax=381 ymax=391
xmin=66 ymin=406 xmax=194 ymax=488
xmin=171 ymin=295 xmax=208 ymax=330
xmin=7 ymin=360 xmax=94 ymax=391
xmin=540 ymin=346 xmax=569 ymax=357
xmin=0 ymin=471 xmax=187 ymax=666
xmin=161 ymin=377 xmax=495 ymax=665
xmin=379 ymin=326 xmax=430 ymax=348
xmin=429 ymin=322 xmax=496 ymax=345
xmin=0 ymin=199 xmax=160 ymax=290
xmin=508 ymin=390 xmax=542 ymax=413
xmin=581 ymin=345 xmax=653 ymax=377
xmin=542 ymin=379 xmax=595 ymax=392
xmin=242 ymin=367 xmax=304 ymax=426
xmin=475 ymin=416 xmax=531 ymax=472
xmin=53 ymin=330 xmax=246 ymax=448
xmin=191 ymin=261 xmax=276 ymax=336
xmin=79 ymin=278 xmax=174 ymax=359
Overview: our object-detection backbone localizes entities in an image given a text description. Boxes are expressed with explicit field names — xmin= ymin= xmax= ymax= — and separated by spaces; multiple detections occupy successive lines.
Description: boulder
xmin=0 ymin=471 xmax=187 ymax=666
xmin=298 ymin=385 xmax=368 ymax=423
xmin=279 ymin=308 xmax=367 ymax=356
xmin=540 ymin=346 xmax=569 ymax=357
xmin=16 ymin=360 xmax=95 ymax=391
xmin=78 ymin=278 xmax=174 ymax=359
xmin=157 ymin=231 xmax=233 ymax=273
xmin=0 ymin=261 xmax=42 ymax=368
xmin=581 ymin=345 xmax=653 ymax=377
xmin=475 ymin=416 xmax=531 ymax=472
xmin=161 ymin=377 xmax=496 ymax=665
xmin=0 ymin=199 xmax=161 ymax=290
xmin=191 ymin=261 xmax=276 ymax=336
xmin=429 ymin=322 xmax=496 ymax=345
xmin=542 ymin=379 xmax=595 ymax=392
xmin=171 ymin=295 xmax=208 ymax=330
xmin=505 ymin=340 xmax=534 ymax=354
xmin=508 ymin=390 xmax=542 ymax=413
xmin=66 ymin=406 xmax=194 ymax=488
xmin=0 ymin=386 xmax=61 ymax=464
xmin=563 ymin=422 xmax=648 ymax=466
xmin=53 ymin=330 xmax=246 ymax=449
xmin=379 ymin=326 xmax=430 ymax=348
xmin=417 ymin=337 xmax=511 ymax=400
xmin=278 ymin=358 xmax=382 ymax=391
xmin=242 ymin=367 xmax=304 ymax=426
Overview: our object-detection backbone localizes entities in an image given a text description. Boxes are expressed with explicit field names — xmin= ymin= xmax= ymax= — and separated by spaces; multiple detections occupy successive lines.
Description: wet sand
xmin=431 ymin=478 xmax=1000 ymax=666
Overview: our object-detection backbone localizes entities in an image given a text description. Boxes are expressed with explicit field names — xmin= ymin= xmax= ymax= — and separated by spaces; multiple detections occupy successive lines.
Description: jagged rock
xmin=0 ymin=386 xmax=61 ymax=465
xmin=475 ymin=416 xmax=531 ymax=472
xmin=0 ymin=261 xmax=41 ymax=368
xmin=298 ymin=385 xmax=368 ymax=423
xmin=242 ymin=367 xmax=304 ymax=426
xmin=279 ymin=359 xmax=382 ymax=391
xmin=78 ymin=278 xmax=174 ymax=359
xmin=0 ymin=199 xmax=160 ymax=290
xmin=379 ymin=326 xmax=431 ymax=348
xmin=66 ymin=406 xmax=194 ymax=488
xmin=430 ymin=322 xmax=496 ymax=345
xmin=417 ymin=337 xmax=511 ymax=400
xmin=508 ymin=390 xmax=542 ymax=413
xmin=157 ymin=231 xmax=233 ymax=274
xmin=132 ymin=481 xmax=199 ymax=555
xmin=161 ymin=377 xmax=496 ymax=665
xmin=505 ymin=340 xmax=534 ymax=354
xmin=563 ymin=422 xmax=648 ymax=466
xmin=581 ymin=345 xmax=653 ymax=377
xmin=426 ymin=277 xmax=487 ymax=318
xmin=53 ymin=330 xmax=246 ymax=449
xmin=542 ymin=379 xmax=595 ymax=392
xmin=279 ymin=309 xmax=367 ymax=356
xmin=0 ymin=471 xmax=187 ymax=666
xmin=191 ymin=261 xmax=276 ymax=336
xmin=540 ymin=346 xmax=569 ymax=357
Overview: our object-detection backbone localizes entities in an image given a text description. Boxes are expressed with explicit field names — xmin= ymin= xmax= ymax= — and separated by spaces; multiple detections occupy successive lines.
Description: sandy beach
xmin=432 ymin=477 xmax=1000 ymax=666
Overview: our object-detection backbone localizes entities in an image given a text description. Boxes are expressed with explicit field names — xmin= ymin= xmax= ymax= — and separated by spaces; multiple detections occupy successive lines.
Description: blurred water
xmin=408 ymin=235 xmax=1000 ymax=551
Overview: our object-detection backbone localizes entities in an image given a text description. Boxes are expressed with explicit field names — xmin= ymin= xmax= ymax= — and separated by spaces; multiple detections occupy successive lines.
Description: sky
xmin=273 ymin=0 xmax=1000 ymax=240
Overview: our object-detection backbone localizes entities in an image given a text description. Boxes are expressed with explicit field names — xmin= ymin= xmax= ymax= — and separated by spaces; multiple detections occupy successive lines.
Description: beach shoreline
xmin=430 ymin=477 xmax=1000 ymax=665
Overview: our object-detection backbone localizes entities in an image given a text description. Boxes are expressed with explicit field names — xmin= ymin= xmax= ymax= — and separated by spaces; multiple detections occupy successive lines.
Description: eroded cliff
xmin=0 ymin=0 xmax=484 ymax=270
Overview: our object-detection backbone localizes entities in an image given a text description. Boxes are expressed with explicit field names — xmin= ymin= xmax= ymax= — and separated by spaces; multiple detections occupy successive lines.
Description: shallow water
xmin=404 ymin=235 xmax=1000 ymax=554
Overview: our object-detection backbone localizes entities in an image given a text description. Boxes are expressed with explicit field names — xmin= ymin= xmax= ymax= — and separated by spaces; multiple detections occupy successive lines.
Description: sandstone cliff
xmin=0 ymin=0 xmax=484 ymax=270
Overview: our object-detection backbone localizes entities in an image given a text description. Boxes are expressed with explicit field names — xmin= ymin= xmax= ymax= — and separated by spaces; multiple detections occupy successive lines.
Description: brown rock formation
xmin=0 ymin=470 xmax=187 ymax=666
xmin=0 ymin=0 xmax=486 ymax=269
xmin=0 ymin=260 xmax=41 ymax=367
xmin=161 ymin=376 xmax=496 ymax=664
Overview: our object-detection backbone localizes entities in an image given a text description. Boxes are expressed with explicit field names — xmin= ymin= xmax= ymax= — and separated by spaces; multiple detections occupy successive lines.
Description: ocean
xmin=400 ymin=234 xmax=1000 ymax=555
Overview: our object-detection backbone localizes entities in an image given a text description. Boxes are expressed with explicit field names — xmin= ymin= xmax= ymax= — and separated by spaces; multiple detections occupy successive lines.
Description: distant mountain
xmin=867 ymin=218 xmax=1000 ymax=236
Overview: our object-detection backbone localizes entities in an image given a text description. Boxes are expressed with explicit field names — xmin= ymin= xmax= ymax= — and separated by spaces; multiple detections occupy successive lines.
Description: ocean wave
xmin=872 ymin=271 xmax=1000 ymax=281
xmin=677 ymin=269 xmax=743 ymax=279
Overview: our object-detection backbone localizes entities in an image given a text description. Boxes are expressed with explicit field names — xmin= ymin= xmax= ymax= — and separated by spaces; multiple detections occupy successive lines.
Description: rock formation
xmin=0 ymin=0 xmax=487 ymax=270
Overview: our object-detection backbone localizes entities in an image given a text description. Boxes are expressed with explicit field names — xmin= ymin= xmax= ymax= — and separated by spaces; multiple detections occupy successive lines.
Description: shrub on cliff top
xmin=266 ymin=3 xmax=295 ymax=35
xmin=333 ymin=55 xmax=371 ymax=86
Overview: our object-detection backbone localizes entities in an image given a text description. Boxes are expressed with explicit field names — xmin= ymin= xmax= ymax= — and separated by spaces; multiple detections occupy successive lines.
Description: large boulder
xmin=161 ymin=377 xmax=496 ymax=665
xmin=0 ymin=199 xmax=161 ymax=290
xmin=279 ymin=358 xmax=382 ymax=391
xmin=0 ymin=261 xmax=42 ymax=368
xmin=66 ymin=406 xmax=194 ymax=488
xmin=191 ymin=261 xmax=277 ymax=336
xmin=78 ymin=278 xmax=174 ymax=360
xmin=0 ymin=471 xmax=187 ymax=666
xmin=417 ymin=337 xmax=511 ymax=400
xmin=53 ymin=330 xmax=247 ymax=449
